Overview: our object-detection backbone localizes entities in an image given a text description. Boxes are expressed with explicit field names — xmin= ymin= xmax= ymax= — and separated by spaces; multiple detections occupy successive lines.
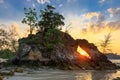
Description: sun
xmin=77 ymin=46 xmax=90 ymax=58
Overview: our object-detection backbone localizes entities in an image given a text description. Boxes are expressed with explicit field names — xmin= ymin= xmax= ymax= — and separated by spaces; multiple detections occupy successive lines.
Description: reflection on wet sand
xmin=4 ymin=69 xmax=120 ymax=80
xmin=75 ymin=70 xmax=119 ymax=80
xmin=76 ymin=72 xmax=92 ymax=80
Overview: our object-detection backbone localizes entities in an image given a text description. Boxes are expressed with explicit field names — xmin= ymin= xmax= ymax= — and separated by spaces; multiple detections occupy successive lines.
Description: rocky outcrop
xmin=16 ymin=44 xmax=42 ymax=61
xmin=12 ymin=31 xmax=118 ymax=70
xmin=76 ymin=39 xmax=108 ymax=61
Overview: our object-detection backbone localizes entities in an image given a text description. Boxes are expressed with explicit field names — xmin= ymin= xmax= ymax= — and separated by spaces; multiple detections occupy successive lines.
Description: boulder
xmin=14 ymin=67 xmax=24 ymax=73
xmin=12 ymin=31 xmax=118 ymax=70
xmin=0 ymin=76 xmax=3 ymax=80
xmin=0 ymin=70 xmax=14 ymax=76
xmin=113 ymin=77 xmax=120 ymax=80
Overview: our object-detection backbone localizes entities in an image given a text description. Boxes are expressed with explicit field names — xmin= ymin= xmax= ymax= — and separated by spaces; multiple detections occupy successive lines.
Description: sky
xmin=0 ymin=0 xmax=120 ymax=54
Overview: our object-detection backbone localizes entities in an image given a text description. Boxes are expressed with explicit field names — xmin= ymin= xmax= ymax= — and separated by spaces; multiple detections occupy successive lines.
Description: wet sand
xmin=3 ymin=68 xmax=120 ymax=80
xmin=3 ymin=59 xmax=120 ymax=80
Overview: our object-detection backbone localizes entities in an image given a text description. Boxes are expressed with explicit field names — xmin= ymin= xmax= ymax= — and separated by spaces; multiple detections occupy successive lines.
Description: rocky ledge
xmin=12 ymin=31 xmax=119 ymax=70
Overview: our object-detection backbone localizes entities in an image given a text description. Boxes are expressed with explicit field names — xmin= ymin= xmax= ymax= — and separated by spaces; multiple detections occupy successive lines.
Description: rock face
xmin=76 ymin=39 xmax=108 ymax=62
xmin=12 ymin=31 xmax=118 ymax=70
xmin=16 ymin=44 xmax=42 ymax=61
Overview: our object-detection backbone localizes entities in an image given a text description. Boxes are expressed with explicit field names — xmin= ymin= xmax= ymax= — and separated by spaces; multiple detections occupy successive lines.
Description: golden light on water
xmin=77 ymin=46 xmax=91 ymax=59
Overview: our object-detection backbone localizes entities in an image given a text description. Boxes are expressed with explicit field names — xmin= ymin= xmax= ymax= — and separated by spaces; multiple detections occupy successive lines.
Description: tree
xmin=21 ymin=5 xmax=65 ymax=52
xmin=22 ymin=8 xmax=38 ymax=34
xmin=38 ymin=5 xmax=65 ymax=31
xmin=0 ymin=25 xmax=19 ymax=52
xmin=0 ymin=28 xmax=9 ymax=50
xmin=8 ymin=26 xmax=19 ymax=52
xmin=65 ymin=23 xmax=72 ymax=33
xmin=100 ymin=33 xmax=112 ymax=53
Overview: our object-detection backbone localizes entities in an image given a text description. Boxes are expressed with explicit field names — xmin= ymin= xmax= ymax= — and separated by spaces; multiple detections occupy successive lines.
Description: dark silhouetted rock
xmin=12 ymin=31 xmax=118 ymax=70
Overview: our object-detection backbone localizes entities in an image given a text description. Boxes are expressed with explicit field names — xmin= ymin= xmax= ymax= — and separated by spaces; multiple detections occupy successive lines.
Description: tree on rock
xmin=38 ymin=5 xmax=65 ymax=31
xmin=22 ymin=8 xmax=38 ymax=35
xmin=21 ymin=5 xmax=65 ymax=46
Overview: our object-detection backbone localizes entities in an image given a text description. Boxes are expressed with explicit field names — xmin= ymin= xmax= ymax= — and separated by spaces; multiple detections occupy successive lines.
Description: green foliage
xmin=22 ymin=5 xmax=64 ymax=34
xmin=45 ymin=43 xmax=54 ymax=51
xmin=42 ymin=28 xmax=63 ymax=52
xmin=45 ymin=28 xmax=62 ymax=43
xmin=20 ymin=34 xmax=40 ymax=44
xmin=38 ymin=5 xmax=65 ymax=31
xmin=21 ymin=5 xmax=65 ymax=53
xmin=0 ymin=49 xmax=15 ymax=59
xmin=22 ymin=8 xmax=38 ymax=34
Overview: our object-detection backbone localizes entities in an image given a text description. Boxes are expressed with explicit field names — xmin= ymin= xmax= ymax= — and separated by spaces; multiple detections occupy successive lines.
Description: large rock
xmin=12 ymin=31 xmax=118 ymax=70
xmin=16 ymin=44 xmax=42 ymax=61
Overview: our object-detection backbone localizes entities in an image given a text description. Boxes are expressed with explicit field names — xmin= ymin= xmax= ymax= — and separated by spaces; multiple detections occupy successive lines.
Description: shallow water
xmin=3 ymin=59 xmax=120 ymax=80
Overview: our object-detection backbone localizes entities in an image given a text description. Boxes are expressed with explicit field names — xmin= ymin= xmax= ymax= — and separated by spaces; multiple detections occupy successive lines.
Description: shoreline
xmin=1 ymin=67 xmax=120 ymax=80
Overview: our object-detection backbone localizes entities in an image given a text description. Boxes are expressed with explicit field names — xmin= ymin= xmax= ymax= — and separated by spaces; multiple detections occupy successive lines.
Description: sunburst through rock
xmin=77 ymin=46 xmax=91 ymax=59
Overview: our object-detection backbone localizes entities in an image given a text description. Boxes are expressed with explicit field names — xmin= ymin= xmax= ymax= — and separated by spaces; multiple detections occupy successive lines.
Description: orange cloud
xmin=86 ymin=12 xmax=99 ymax=19
xmin=86 ymin=12 xmax=105 ymax=23
xmin=65 ymin=11 xmax=120 ymax=54
xmin=11 ymin=22 xmax=20 ymax=34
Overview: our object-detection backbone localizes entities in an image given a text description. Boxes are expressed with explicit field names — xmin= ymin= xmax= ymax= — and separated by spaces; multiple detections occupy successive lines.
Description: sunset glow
xmin=77 ymin=46 xmax=90 ymax=58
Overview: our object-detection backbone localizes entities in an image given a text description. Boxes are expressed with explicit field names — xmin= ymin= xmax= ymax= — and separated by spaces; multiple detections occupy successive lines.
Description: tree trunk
xmin=30 ymin=25 xmax=32 ymax=35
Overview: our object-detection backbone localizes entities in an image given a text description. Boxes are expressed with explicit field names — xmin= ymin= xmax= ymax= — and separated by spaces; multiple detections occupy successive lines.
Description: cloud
xmin=83 ymin=21 xmax=117 ymax=34
xmin=107 ymin=20 xmax=120 ymax=29
xmin=83 ymin=19 xmax=120 ymax=34
xmin=99 ymin=0 xmax=105 ymax=3
xmin=67 ymin=12 xmax=120 ymax=53
xmin=26 ymin=0 xmax=31 ymax=2
xmin=86 ymin=12 xmax=99 ymax=19
xmin=63 ymin=10 xmax=119 ymax=37
xmin=86 ymin=12 xmax=105 ymax=23
xmin=11 ymin=22 xmax=20 ymax=35
xmin=107 ymin=8 xmax=120 ymax=18
xmin=67 ymin=0 xmax=77 ymax=3
xmin=32 ymin=3 xmax=36 ymax=8
xmin=59 ymin=4 xmax=63 ymax=7
xmin=10 ymin=22 xmax=36 ymax=38
xmin=64 ymin=14 xmax=86 ymax=30
xmin=37 ymin=0 xmax=50 ymax=4
xmin=0 ymin=22 xmax=21 ymax=39
xmin=0 ymin=0 xmax=4 ymax=3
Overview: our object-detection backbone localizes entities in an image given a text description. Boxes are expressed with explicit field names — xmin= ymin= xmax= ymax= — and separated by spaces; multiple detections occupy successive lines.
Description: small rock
xmin=113 ymin=77 xmax=120 ymax=80
xmin=14 ymin=67 xmax=24 ymax=73
xmin=0 ymin=70 xmax=14 ymax=76
xmin=0 ymin=76 xmax=3 ymax=80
